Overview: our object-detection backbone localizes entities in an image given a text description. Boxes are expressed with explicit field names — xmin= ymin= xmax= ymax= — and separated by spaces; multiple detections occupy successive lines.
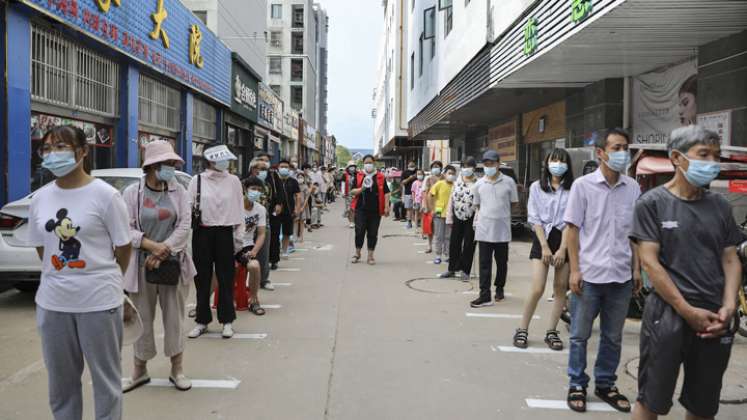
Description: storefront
xmin=226 ymin=54 xmax=259 ymax=177
xmin=257 ymin=83 xmax=283 ymax=163
xmin=283 ymin=110 xmax=300 ymax=162
xmin=521 ymin=101 xmax=567 ymax=182
xmin=3 ymin=0 xmax=232 ymax=204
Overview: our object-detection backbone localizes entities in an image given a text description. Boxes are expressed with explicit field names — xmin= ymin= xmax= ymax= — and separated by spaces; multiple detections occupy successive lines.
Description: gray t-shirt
xmin=139 ymin=186 xmax=177 ymax=264
xmin=631 ymin=186 xmax=743 ymax=311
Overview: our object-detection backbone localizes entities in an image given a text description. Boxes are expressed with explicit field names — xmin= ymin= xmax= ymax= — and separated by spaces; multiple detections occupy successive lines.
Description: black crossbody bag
xmin=191 ymin=174 xmax=202 ymax=229
xmin=137 ymin=180 xmax=180 ymax=286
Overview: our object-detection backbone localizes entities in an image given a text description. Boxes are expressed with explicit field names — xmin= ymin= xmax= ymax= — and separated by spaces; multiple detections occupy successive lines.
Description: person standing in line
xmin=411 ymin=169 xmax=425 ymax=232
xmin=122 ymin=141 xmax=196 ymax=393
xmin=295 ymin=171 xmax=311 ymax=238
xmin=513 ymin=149 xmax=574 ymax=351
xmin=470 ymin=150 xmax=518 ymax=308
xmin=422 ymin=161 xmax=444 ymax=253
xmin=430 ymin=165 xmax=457 ymax=265
xmin=187 ymin=145 xmax=244 ymax=339
xmin=236 ymin=176 xmax=268 ymax=317
xmin=563 ymin=128 xmax=641 ymax=413
xmin=342 ymin=161 xmax=358 ymax=228
xmin=351 ymin=155 xmax=390 ymax=265
xmin=310 ymin=182 xmax=325 ymax=228
xmin=440 ymin=157 xmax=478 ymax=280
xmin=323 ymin=167 xmax=335 ymax=206
xmin=388 ymin=171 xmax=404 ymax=221
xmin=250 ymin=157 xmax=275 ymax=291
xmin=268 ymin=159 xmax=302 ymax=269
xmin=401 ymin=160 xmax=418 ymax=229
xmin=29 ymin=126 xmax=132 ymax=420
xmin=631 ymin=126 xmax=742 ymax=420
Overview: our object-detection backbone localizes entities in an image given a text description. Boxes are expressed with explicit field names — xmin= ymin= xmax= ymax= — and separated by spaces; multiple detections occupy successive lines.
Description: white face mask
xmin=364 ymin=163 xmax=375 ymax=174
xmin=446 ymin=174 xmax=456 ymax=183
xmin=213 ymin=160 xmax=230 ymax=172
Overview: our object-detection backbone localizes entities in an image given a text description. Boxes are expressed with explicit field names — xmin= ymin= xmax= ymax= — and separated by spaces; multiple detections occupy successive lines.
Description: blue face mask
xmin=214 ymin=160 xmax=230 ymax=172
xmin=605 ymin=150 xmax=630 ymax=173
xmin=548 ymin=162 xmax=568 ymax=177
xmin=680 ymin=155 xmax=720 ymax=187
xmin=484 ymin=166 xmax=498 ymax=177
xmin=462 ymin=168 xmax=474 ymax=178
xmin=258 ymin=170 xmax=268 ymax=181
xmin=431 ymin=167 xmax=442 ymax=176
xmin=246 ymin=190 xmax=262 ymax=202
xmin=278 ymin=167 xmax=290 ymax=178
xmin=42 ymin=151 xmax=79 ymax=177
xmin=157 ymin=165 xmax=176 ymax=182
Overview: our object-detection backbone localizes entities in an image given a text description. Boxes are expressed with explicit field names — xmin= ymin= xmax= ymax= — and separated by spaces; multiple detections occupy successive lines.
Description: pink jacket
xmin=122 ymin=178 xmax=197 ymax=293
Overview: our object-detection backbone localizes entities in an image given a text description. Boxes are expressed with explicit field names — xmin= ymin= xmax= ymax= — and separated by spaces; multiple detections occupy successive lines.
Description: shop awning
xmin=636 ymin=156 xmax=673 ymax=176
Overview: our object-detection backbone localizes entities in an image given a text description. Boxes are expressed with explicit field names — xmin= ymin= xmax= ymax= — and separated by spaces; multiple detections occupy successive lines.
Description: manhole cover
xmin=382 ymin=234 xmax=420 ymax=238
xmin=405 ymin=277 xmax=474 ymax=294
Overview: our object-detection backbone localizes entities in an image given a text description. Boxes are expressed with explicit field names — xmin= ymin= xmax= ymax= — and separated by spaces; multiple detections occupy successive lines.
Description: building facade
xmin=313 ymin=3 xmax=329 ymax=137
xmin=1 ymin=0 xmax=232 ymax=204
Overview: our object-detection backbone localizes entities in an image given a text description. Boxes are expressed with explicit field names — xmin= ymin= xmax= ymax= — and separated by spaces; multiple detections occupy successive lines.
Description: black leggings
xmin=448 ymin=216 xmax=476 ymax=275
xmin=192 ymin=226 xmax=236 ymax=325
xmin=355 ymin=211 xmax=381 ymax=251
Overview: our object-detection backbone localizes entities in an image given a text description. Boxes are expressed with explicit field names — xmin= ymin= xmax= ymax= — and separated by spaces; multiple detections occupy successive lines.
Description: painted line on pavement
xmin=292 ymin=248 xmax=309 ymax=252
xmin=0 ymin=359 xmax=45 ymax=390
xmin=465 ymin=313 xmax=539 ymax=319
xmin=492 ymin=345 xmax=568 ymax=355
xmin=413 ymin=242 xmax=428 ymax=246
xmin=272 ymin=282 xmax=293 ymax=287
xmin=194 ymin=333 xmax=268 ymax=340
xmin=525 ymin=399 xmax=616 ymax=412
xmin=146 ymin=378 xmax=241 ymax=389
xmin=313 ymin=244 xmax=334 ymax=251
xmin=462 ymin=291 xmax=513 ymax=297
xmin=289 ymin=257 xmax=305 ymax=261
xmin=262 ymin=304 xmax=282 ymax=309
xmin=276 ymin=268 xmax=301 ymax=272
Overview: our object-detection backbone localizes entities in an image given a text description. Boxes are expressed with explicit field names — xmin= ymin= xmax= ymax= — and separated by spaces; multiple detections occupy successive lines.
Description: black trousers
xmin=192 ymin=226 xmax=236 ymax=325
xmin=269 ymin=215 xmax=293 ymax=264
xmin=478 ymin=241 xmax=509 ymax=299
xmin=393 ymin=201 xmax=405 ymax=220
xmin=355 ymin=210 xmax=382 ymax=251
xmin=448 ymin=216 xmax=476 ymax=275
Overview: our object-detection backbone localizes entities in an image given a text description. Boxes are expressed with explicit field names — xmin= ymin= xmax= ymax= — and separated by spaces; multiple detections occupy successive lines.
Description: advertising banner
xmin=21 ymin=0 xmax=232 ymax=104
xmin=632 ymin=59 xmax=697 ymax=145
xmin=697 ymin=110 xmax=732 ymax=146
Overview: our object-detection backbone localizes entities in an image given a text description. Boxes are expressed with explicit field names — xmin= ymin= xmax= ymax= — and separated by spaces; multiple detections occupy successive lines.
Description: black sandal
xmin=544 ymin=330 xmax=564 ymax=351
xmin=249 ymin=303 xmax=265 ymax=316
xmin=567 ymin=387 xmax=587 ymax=413
xmin=513 ymin=328 xmax=528 ymax=349
xmin=595 ymin=386 xmax=631 ymax=413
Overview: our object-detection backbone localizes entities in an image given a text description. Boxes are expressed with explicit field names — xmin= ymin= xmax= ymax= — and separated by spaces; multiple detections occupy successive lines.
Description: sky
xmin=322 ymin=0 xmax=383 ymax=151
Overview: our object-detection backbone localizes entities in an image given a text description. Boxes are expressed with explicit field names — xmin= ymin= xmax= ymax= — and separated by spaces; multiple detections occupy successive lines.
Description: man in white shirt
xmin=470 ymin=150 xmax=518 ymax=308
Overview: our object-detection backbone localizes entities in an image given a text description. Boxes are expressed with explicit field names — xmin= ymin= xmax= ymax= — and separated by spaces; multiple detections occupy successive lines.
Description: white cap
xmin=203 ymin=145 xmax=237 ymax=162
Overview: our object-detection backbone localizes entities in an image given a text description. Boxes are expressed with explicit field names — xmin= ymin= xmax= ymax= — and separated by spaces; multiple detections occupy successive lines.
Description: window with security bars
xmin=31 ymin=25 xmax=118 ymax=117
xmin=269 ymin=57 xmax=282 ymax=74
xmin=138 ymin=75 xmax=180 ymax=131
xmin=270 ymin=31 xmax=282 ymax=48
xmin=193 ymin=98 xmax=217 ymax=141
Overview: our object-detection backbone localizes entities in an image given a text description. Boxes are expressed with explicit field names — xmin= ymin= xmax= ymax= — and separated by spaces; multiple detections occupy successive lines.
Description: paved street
xmin=1 ymin=201 xmax=745 ymax=420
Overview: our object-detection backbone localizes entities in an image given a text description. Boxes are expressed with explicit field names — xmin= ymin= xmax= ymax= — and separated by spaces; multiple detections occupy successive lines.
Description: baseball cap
xmin=482 ymin=150 xmax=500 ymax=162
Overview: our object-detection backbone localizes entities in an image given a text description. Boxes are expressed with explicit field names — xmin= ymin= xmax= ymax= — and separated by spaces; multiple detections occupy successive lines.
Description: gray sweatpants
xmin=37 ymin=306 xmax=123 ymax=420
xmin=433 ymin=216 xmax=451 ymax=258
xmin=259 ymin=224 xmax=271 ymax=286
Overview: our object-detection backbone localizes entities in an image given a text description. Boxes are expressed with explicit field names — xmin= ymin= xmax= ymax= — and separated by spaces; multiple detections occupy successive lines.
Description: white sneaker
xmin=262 ymin=282 xmax=275 ymax=291
xmin=187 ymin=324 xmax=207 ymax=339
xmin=348 ymin=223 xmax=355 ymax=229
xmin=222 ymin=323 xmax=234 ymax=339
xmin=281 ymin=253 xmax=290 ymax=260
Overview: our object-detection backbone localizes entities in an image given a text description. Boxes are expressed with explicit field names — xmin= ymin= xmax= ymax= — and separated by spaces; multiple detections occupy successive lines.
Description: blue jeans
xmin=568 ymin=280 xmax=632 ymax=389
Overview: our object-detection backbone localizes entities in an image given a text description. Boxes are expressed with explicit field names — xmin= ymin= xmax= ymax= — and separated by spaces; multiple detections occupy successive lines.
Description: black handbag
xmin=137 ymin=179 xmax=180 ymax=286
xmin=191 ymin=174 xmax=202 ymax=229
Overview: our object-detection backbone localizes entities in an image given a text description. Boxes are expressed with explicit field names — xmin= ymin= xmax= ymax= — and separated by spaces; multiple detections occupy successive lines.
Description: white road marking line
xmin=276 ymin=268 xmax=301 ymax=272
xmin=413 ymin=242 xmax=428 ymax=246
xmin=196 ymin=333 xmax=268 ymax=340
xmin=525 ymin=399 xmax=616 ymax=412
xmin=272 ymin=282 xmax=292 ymax=287
xmin=465 ymin=313 xmax=539 ymax=319
xmin=461 ymin=291 xmax=513 ymax=297
xmin=313 ymin=244 xmax=334 ymax=251
xmin=492 ymin=346 xmax=568 ymax=354
xmin=292 ymin=248 xmax=308 ymax=252
xmin=289 ymin=257 xmax=305 ymax=261
xmin=262 ymin=304 xmax=282 ymax=309
xmin=0 ymin=360 xmax=45 ymax=390
xmin=145 ymin=378 xmax=241 ymax=389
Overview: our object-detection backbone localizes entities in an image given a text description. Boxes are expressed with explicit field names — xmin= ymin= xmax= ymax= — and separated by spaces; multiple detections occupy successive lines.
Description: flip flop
xmin=122 ymin=374 xmax=151 ymax=393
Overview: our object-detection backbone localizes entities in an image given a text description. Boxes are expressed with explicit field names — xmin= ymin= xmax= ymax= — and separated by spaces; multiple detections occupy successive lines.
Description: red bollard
xmin=212 ymin=263 xmax=250 ymax=311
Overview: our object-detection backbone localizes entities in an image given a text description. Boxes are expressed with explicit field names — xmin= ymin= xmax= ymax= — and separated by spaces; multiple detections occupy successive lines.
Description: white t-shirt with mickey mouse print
xmin=28 ymin=179 xmax=131 ymax=313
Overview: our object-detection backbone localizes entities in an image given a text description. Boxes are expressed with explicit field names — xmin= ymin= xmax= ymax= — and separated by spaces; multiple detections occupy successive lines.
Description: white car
xmin=0 ymin=168 xmax=192 ymax=292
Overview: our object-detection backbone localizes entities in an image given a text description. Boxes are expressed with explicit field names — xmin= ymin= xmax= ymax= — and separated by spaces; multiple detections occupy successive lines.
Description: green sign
xmin=571 ymin=0 xmax=593 ymax=24
xmin=523 ymin=17 xmax=538 ymax=56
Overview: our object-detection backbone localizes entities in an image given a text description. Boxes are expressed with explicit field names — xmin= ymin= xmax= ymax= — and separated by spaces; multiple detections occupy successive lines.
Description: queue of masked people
xmin=340 ymin=126 xmax=743 ymax=419
xmin=27 ymin=123 xmax=340 ymax=419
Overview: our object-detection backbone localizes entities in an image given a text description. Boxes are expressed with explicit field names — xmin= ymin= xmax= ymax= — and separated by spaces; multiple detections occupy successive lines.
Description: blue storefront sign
xmin=19 ymin=0 xmax=231 ymax=105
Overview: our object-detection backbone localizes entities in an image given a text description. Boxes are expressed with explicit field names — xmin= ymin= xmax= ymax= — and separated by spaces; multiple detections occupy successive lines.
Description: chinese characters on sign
xmin=150 ymin=0 xmax=170 ymax=48
xmin=523 ymin=17 xmax=538 ymax=56
xmin=96 ymin=0 xmax=121 ymax=13
xmin=234 ymin=75 xmax=257 ymax=110
xmin=571 ymin=0 xmax=593 ymax=24
xmin=189 ymin=25 xmax=205 ymax=68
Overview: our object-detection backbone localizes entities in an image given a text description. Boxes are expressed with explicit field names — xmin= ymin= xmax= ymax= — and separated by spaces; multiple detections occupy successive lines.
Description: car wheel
xmin=14 ymin=282 xmax=40 ymax=293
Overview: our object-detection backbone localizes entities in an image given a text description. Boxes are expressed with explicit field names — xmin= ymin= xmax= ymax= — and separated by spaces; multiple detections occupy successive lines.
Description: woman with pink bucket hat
xmin=121 ymin=140 xmax=196 ymax=393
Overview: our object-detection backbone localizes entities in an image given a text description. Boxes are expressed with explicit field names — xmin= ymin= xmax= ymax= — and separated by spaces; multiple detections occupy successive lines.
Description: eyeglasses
xmin=38 ymin=142 xmax=75 ymax=158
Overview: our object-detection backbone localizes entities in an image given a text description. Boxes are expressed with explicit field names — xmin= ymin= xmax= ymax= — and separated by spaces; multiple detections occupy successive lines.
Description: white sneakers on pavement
xmin=169 ymin=374 xmax=193 ymax=391
xmin=187 ymin=324 xmax=207 ymax=339
xmin=222 ymin=323 xmax=234 ymax=339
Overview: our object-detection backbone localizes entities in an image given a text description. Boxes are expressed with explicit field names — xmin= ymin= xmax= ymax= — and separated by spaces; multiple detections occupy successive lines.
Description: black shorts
xmin=529 ymin=227 xmax=563 ymax=260
xmin=272 ymin=214 xmax=294 ymax=236
xmin=637 ymin=293 xmax=734 ymax=418
xmin=235 ymin=245 xmax=255 ymax=265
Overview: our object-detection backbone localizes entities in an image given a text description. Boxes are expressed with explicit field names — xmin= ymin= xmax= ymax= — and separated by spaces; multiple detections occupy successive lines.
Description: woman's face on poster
xmin=678 ymin=92 xmax=697 ymax=126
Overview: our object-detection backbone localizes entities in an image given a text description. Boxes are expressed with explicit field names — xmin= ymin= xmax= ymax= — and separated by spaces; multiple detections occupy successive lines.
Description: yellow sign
xmin=189 ymin=25 xmax=205 ymax=68
xmin=150 ymin=0 xmax=170 ymax=49
xmin=96 ymin=0 xmax=122 ymax=13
